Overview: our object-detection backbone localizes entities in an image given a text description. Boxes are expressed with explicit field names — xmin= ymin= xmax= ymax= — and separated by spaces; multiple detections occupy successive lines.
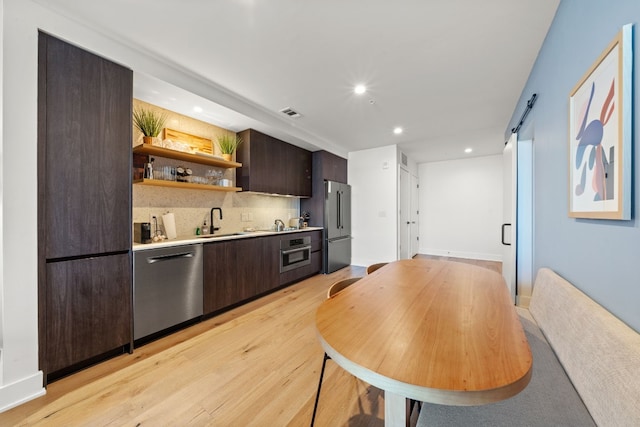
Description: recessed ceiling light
xmin=465 ymin=148 xmax=473 ymax=153
xmin=393 ymin=127 xmax=403 ymax=135
xmin=354 ymin=84 xmax=366 ymax=95
xmin=193 ymin=106 xmax=203 ymax=113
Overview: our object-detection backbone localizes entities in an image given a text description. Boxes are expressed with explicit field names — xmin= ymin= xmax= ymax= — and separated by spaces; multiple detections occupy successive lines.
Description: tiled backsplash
xmin=132 ymin=98 xmax=301 ymax=239
xmin=133 ymin=185 xmax=299 ymax=238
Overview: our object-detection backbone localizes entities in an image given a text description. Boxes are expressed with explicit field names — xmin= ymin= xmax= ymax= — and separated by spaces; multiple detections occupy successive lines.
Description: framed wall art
xmin=568 ymin=24 xmax=632 ymax=220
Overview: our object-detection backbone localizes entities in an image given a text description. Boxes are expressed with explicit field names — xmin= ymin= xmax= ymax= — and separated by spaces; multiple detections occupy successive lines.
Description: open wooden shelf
xmin=133 ymin=179 xmax=242 ymax=192
xmin=133 ymin=143 xmax=242 ymax=168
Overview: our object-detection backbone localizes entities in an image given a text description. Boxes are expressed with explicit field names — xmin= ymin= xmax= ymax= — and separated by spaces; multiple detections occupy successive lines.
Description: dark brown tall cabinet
xmin=300 ymin=150 xmax=348 ymax=227
xmin=38 ymin=33 xmax=133 ymax=382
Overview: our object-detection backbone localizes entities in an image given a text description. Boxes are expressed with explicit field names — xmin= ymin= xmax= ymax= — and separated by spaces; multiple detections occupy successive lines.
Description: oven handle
xmin=281 ymin=245 xmax=312 ymax=255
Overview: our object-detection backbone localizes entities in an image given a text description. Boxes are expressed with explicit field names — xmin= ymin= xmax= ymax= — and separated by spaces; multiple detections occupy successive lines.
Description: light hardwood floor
xmin=1 ymin=256 xmax=499 ymax=427
xmin=413 ymin=254 xmax=502 ymax=274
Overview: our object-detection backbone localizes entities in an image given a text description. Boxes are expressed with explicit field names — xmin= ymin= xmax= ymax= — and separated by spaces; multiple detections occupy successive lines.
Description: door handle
xmin=501 ymin=223 xmax=511 ymax=246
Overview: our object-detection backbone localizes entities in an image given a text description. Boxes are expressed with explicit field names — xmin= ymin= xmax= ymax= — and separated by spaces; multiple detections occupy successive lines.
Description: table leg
xmin=384 ymin=391 xmax=410 ymax=427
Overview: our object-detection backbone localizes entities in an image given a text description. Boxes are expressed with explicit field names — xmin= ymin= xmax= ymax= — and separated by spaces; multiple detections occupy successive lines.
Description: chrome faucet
xmin=274 ymin=219 xmax=285 ymax=232
xmin=210 ymin=207 xmax=223 ymax=234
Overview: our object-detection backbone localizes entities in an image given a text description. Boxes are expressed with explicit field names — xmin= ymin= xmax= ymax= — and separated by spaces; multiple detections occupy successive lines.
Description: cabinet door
xmin=321 ymin=150 xmax=348 ymax=184
xmin=286 ymin=144 xmax=312 ymax=197
xmin=204 ymin=236 xmax=281 ymax=314
xmin=40 ymin=33 xmax=132 ymax=259
xmin=45 ymin=254 xmax=131 ymax=375
xmin=238 ymin=129 xmax=270 ymax=194
xmin=250 ymin=130 xmax=286 ymax=194
xmin=263 ymin=235 xmax=282 ymax=291
xmin=235 ymin=238 xmax=263 ymax=298
xmin=203 ymin=241 xmax=236 ymax=314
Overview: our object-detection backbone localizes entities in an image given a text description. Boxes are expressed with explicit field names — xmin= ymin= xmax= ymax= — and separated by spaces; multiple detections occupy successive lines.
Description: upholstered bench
xmin=417 ymin=267 xmax=640 ymax=427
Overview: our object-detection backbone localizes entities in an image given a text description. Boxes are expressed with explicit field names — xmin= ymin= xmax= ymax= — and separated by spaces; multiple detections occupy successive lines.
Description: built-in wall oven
xmin=280 ymin=235 xmax=312 ymax=273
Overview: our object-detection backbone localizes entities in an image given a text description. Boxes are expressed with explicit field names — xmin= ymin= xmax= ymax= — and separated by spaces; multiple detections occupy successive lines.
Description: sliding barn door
xmin=502 ymin=133 xmax=517 ymax=304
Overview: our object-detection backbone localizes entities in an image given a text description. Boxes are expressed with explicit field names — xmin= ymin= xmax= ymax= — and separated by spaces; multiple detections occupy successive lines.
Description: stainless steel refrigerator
xmin=324 ymin=180 xmax=352 ymax=273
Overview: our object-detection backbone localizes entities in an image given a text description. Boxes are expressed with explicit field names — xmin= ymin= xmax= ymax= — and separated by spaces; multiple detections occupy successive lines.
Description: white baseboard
xmin=420 ymin=247 xmax=502 ymax=262
xmin=350 ymin=257 xmax=395 ymax=269
xmin=0 ymin=371 xmax=45 ymax=413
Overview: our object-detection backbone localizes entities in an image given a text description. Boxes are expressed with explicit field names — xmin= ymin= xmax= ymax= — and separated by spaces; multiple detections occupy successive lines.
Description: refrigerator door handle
xmin=337 ymin=190 xmax=341 ymax=229
xmin=339 ymin=190 xmax=344 ymax=229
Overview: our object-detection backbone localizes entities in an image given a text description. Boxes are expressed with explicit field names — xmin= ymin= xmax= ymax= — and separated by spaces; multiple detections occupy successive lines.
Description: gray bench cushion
xmin=416 ymin=314 xmax=595 ymax=427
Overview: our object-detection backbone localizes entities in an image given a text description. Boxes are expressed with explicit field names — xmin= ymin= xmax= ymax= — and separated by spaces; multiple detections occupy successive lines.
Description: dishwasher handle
xmin=146 ymin=251 xmax=195 ymax=264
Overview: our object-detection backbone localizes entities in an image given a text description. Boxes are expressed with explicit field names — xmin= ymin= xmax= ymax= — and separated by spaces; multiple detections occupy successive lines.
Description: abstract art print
xmin=568 ymin=24 xmax=632 ymax=220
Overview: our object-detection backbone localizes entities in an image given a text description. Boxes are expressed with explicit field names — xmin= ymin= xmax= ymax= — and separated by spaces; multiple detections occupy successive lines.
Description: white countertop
xmin=132 ymin=226 xmax=323 ymax=251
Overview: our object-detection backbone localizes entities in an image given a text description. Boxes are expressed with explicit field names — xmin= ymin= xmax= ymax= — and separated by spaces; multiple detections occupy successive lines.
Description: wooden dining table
xmin=315 ymin=259 xmax=532 ymax=427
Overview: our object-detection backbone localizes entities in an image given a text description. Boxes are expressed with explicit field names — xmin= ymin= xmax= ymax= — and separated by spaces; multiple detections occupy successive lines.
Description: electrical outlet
xmin=248 ymin=213 xmax=254 ymax=221
xmin=241 ymin=213 xmax=249 ymax=222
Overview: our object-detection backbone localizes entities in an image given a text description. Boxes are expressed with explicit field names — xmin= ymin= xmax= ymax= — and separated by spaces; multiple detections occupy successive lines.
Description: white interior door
xmin=502 ymin=133 xmax=517 ymax=304
xmin=399 ymin=168 xmax=410 ymax=259
xmin=410 ymin=174 xmax=419 ymax=257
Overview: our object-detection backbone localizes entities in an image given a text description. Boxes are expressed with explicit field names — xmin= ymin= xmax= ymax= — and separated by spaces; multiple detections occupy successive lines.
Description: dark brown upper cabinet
xmin=236 ymin=129 xmax=311 ymax=197
xmin=312 ymin=150 xmax=348 ymax=184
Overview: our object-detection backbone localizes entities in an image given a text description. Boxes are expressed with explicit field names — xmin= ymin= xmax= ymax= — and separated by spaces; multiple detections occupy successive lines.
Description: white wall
xmin=419 ymin=155 xmax=503 ymax=261
xmin=0 ymin=0 xmax=4 ymax=388
xmin=348 ymin=145 xmax=398 ymax=267
xmin=2 ymin=0 xmax=45 ymax=411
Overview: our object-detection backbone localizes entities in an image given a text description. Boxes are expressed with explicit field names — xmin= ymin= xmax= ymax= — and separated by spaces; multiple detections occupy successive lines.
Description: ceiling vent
xmin=279 ymin=107 xmax=301 ymax=118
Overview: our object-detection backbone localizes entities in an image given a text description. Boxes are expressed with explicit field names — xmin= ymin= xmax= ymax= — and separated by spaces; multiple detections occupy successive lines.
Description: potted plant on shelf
xmin=216 ymin=134 xmax=242 ymax=161
xmin=133 ymin=107 xmax=167 ymax=145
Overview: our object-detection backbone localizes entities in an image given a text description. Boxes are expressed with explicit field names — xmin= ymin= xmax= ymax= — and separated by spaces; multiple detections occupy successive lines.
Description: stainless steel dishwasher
xmin=133 ymin=244 xmax=203 ymax=341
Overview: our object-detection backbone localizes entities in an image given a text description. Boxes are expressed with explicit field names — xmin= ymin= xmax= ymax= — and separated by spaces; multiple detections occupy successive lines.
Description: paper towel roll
xmin=162 ymin=213 xmax=177 ymax=239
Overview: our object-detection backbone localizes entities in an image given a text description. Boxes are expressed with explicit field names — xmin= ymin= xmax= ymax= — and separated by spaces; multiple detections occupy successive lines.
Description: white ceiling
xmin=36 ymin=0 xmax=559 ymax=163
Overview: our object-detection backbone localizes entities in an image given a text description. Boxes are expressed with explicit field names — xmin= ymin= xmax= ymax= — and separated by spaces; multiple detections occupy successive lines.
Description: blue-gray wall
xmin=507 ymin=0 xmax=640 ymax=332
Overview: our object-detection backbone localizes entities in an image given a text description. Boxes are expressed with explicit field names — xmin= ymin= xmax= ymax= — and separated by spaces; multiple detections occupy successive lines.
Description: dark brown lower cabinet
xmin=203 ymin=241 xmax=236 ymax=314
xmin=203 ymin=232 xmax=320 ymax=316
xmin=235 ymin=238 xmax=263 ymax=299
xmin=204 ymin=236 xmax=280 ymax=315
xmin=44 ymin=253 xmax=132 ymax=376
